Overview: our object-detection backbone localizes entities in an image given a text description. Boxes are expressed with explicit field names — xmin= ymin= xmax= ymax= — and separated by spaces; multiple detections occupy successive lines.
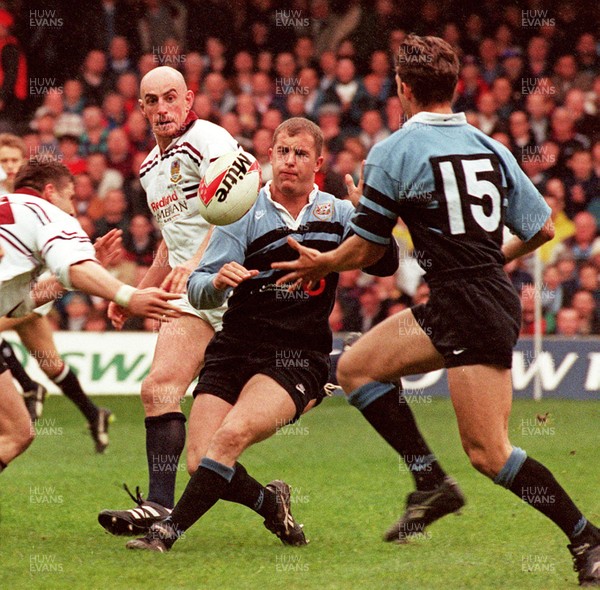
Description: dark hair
xmin=272 ymin=117 xmax=324 ymax=156
xmin=14 ymin=158 xmax=73 ymax=193
xmin=395 ymin=34 xmax=460 ymax=106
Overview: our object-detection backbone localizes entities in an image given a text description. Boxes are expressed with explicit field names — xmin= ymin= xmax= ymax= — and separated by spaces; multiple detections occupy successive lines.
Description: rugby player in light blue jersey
xmin=273 ymin=36 xmax=600 ymax=587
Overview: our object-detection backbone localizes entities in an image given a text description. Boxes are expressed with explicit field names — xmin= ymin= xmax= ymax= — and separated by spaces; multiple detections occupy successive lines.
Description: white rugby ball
xmin=198 ymin=150 xmax=262 ymax=225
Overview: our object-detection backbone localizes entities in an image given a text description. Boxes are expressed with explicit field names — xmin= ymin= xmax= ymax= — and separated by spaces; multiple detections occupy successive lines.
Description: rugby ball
xmin=198 ymin=150 xmax=262 ymax=225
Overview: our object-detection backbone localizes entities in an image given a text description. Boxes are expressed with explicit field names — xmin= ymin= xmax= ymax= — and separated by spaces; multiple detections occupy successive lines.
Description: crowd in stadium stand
xmin=0 ymin=0 xmax=598 ymax=335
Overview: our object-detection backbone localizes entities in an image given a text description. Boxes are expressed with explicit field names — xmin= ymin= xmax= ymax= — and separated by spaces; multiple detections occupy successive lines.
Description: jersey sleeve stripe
xmin=0 ymin=227 xmax=34 ymax=257
xmin=41 ymin=234 xmax=92 ymax=256
xmin=139 ymin=159 xmax=159 ymax=179
xmin=361 ymin=199 xmax=397 ymax=219
xmin=351 ymin=201 xmax=397 ymax=243
xmin=362 ymin=183 xmax=400 ymax=216
xmin=348 ymin=221 xmax=391 ymax=245
xmin=21 ymin=202 xmax=51 ymax=224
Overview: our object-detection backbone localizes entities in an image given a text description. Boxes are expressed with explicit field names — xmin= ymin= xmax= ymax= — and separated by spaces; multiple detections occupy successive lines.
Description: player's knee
xmin=210 ymin=422 xmax=252 ymax=459
xmin=336 ymin=353 xmax=363 ymax=393
xmin=140 ymin=373 xmax=180 ymax=412
xmin=463 ymin=443 xmax=506 ymax=478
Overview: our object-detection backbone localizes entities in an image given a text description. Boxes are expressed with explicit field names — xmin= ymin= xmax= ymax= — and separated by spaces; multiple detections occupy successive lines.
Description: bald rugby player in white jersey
xmin=0 ymin=159 xmax=180 ymax=473
xmin=98 ymin=66 xmax=241 ymax=536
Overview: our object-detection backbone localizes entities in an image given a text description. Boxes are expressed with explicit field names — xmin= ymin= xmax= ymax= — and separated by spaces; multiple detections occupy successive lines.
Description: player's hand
xmin=127 ymin=288 xmax=182 ymax=321
xmin=94 ymin=229 xmax=123 ymax=266
xmin=213 ymin=262 xmax=259 ymax=290
xmin=271 ymin=237 xmax=330 ymax=287
xmin=160 ymin=260 xmax=196 ymax=294
xmin=107 ymin=301 xmax=129 ymax=330
xmin=345 ymin=160 xmax=365 ymax=207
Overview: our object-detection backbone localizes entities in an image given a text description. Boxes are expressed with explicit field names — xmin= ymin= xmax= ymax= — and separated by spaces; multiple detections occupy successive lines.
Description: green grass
xmin=2 ymin=396 xmax=598 ymax=590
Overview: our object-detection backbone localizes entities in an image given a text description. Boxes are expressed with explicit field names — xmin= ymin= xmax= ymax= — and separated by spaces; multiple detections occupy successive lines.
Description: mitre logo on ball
xmin=198 ymin=150 xmax=262 ymax=226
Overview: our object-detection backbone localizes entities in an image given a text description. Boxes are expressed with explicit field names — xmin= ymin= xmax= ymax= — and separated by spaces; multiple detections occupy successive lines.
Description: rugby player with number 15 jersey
xmin=273 ymin=36 xmax=600 ymax=587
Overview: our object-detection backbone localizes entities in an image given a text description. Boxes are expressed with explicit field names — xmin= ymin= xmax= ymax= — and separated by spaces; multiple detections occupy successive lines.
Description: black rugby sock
xmin=53 ymin=364 xmax=99 ymax=423
xmin=0 ymin=339 xmax=37 ymax=392
xmin=505 ymin=455 xmax=590 ymax=542
xmin=0 ymin=459 xmax=7 ymax=474
xmin=349 ymin=384 xmax=447 ymax=491
xmin=169 ymin=458 xmax=234 ymax=532
xmin=221 ymin=462 xmax=278 ymax=519
xmin=145 ymin=412 xmax=186 ymax=509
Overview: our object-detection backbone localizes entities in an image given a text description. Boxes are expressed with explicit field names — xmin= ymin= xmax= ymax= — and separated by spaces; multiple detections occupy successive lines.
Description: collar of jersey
xmin=403 ymin=111 xmax=467 ymax=128
xmin=263 ymin=181 xmax=318 ymax=230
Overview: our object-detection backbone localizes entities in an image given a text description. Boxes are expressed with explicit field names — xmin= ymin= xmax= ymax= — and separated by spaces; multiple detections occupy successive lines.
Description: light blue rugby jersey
xmin=350 ymin=111 xmax=551 ymax=277
xmin=187 ymin=183 xmax=359 ymax=351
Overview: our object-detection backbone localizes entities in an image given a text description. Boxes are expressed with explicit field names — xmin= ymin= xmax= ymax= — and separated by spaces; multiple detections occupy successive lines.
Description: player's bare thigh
xmin=337 ymin=308 xmax=445 ymax=391
xmin=0 ymin=371 xmax=35 ymax=463
xmin=141 ymin=313 xmax=215 ymax=416
xmin=13 ymin=315 xmax=63 ymax=378
xmin=447 ymin=364 xmax=513 ymax=478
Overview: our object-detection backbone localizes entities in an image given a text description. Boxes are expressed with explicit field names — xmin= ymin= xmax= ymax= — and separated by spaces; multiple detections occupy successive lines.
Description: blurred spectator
xmin=552 ymin=211 xmax=598 ymax=266
xmin=84 ymin=309 xmax=109 ymax=332
xmin=0 ymin=9 xmax=26 ymax=132
xmin=63 ymin=79 xmax=87 ymax=115
xmin=115 ymin=72 xmax=140 ymax=115
xmin=76 ymin=214 xmax=97 ymax=240
xmin=73 ymin=172 xmax=104 ymax=220
xmin=61 ymin=293 xmax=93 ymax=331
xmin=490 ymin=77 xmax=518 ymax=121
xmin=575 ymin=33 xmax=599 ymax=78
xmin=579 ymin=262 xmax=600 ymax=309
xmin=251 ymin=127 xmax=273 ymax=183
xmin=95 ymin=188 xmax=130 ymax=236
xmin=106 ymin=127 xmax=133 ymax=178
xmin=508 ymin=110 xmax=537 ymax=162
xmin=203 ymin=36 xmax=228 ymax=75
xmin=454 ymin=60 xmax=488 ymax=113
xmin=261 ymin=108 xmax=283 ymax=133
xmin=0 ymin=132 xmax=25 ymax=193
xmin=123 ymin=214 xmax=158 ymax=267
xmin=298 ymin=67 xmax=321 ymax=120
xmin=230 ymin=51 xmax=253 ymax=95
xmin=81 ymin=49 xmax=112 ymax=106
xmin=525 ymin=93 xmax=552 ymax=145
xmin=317 ymin=103 xmax=345 ymax=153
xmin=32 ymin=109 xmax=59 ymax=155
xmin=358 ymin=285 xmax=385 ymax=332
xmin=540 ymin=264 xmax=563 ymax=316
xmin=520 ymin=284 xmax=547 ymax=335
xmin=203 ymin=72 xmax=236 ymax=117
xmin=81 ymin=106 xmax=109 ymax=155
xmin=358 ymin=110 xmax=389 ymax=151
xmin=58 ymin=134 xmax=87 ymax=176
xmin=476 ymin=92 xmax=500 ymax=135
xmin=564 ymin=88 xmax=599 ymax=141
xmin=571 ymin=290 xmax=600 ymax=335
xmin=563 ymin=150 xmax=600 ymax=218
xmin=555 ymin=307 xmax=579 ymax=336
xmin=137 ymin=0 xmax=186 ymax=55
xmin=538 ymin=184 xmax=575 ymax=263
xmin=182 ymin=51 xmax=204 ymax=95
xmin=478 ymin=38 xmax=502 ymax=86
xmin=107 ymin=35 xmax=134 ymax=84
xmin=87 ymin=152 xmax=124 ymax=199
xmin=549 ymin=107 xmax=590 ymax=172
xmin=320 ymin=58 xmax=366 ymax=131
xmin=317 ymin=50 xmax=337 ymax=93
xmin=523 ymin=37 xmax=551 ymax=80
xmin=220 ymin=112 xmax=252 ymax=152
xmin=102 ymin=92 xmax=126 ymax=129
xmin=124 ymin=109 xmax=154 ymax=153
xmin=337 ymin=269 xmax=363 ymax=331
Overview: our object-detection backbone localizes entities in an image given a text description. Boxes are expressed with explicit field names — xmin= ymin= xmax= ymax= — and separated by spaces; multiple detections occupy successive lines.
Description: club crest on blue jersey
xmin=313 ymin=201 xmax=333 ymax=220
xmin=170 ymin=159 xmax=182 ymax=184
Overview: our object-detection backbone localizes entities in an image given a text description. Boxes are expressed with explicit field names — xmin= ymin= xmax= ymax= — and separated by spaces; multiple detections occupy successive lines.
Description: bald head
xmin=140 ymin=66 xmax=187 ymax=99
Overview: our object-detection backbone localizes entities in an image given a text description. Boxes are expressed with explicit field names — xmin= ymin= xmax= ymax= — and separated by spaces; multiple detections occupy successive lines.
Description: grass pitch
xmin=1 ymin=395 xmax=598 ymax=590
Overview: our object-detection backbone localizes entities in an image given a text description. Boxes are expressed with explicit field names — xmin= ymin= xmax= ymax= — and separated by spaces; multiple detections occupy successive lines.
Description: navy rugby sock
xmin=0 ymin=339 xmax=38 ymax=392
xmin=145 ymin=412 xmax=186 ymax=509
xmin=495 ymin=448 xmax=595 ymax=543
xmin=169 ymin=457 xmax=234 ymax=532
xmin=348 ymin=382 xmax=447 ymax=491
xmin=53 ymin=364 xmax=99 ymax=424
xmin=221 ymin=462 xmax=278 ymax=519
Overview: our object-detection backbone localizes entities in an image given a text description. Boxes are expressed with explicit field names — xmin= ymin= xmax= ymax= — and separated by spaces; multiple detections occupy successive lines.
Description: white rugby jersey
xmin=0 ymin=191 xmax=97 ymax=317
xmin=140 ymin=114 xmax=239 ymax=267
